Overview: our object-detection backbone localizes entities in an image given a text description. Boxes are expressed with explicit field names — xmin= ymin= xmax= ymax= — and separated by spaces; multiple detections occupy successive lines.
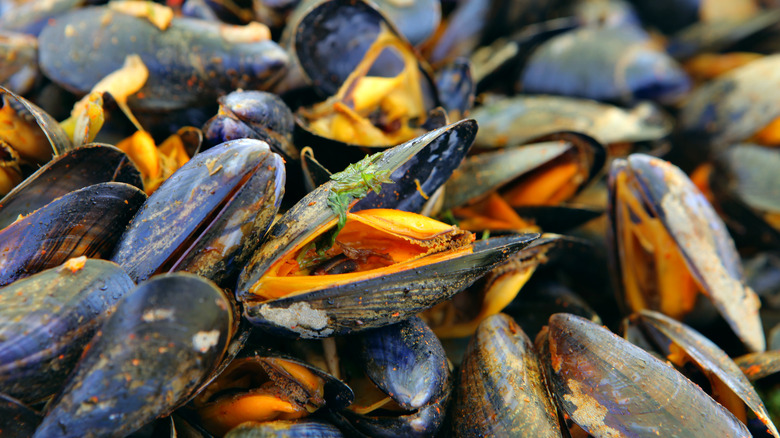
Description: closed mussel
xmin=203 ymin=90 xmax=298 ymax=162
xmin=544 ymin=313 xmax=751 ymax=437
xmin=34 ymin=273 xmax=234 ymax=438
xmin=607 ymin=153 xmax=764 ymax=352
xmin=0 ymin=144 xmax=142 ymax=230
xmin=111 ymin=138 xmax=285 ymax=285
xmin=0 ymin=259 xmax=135 ymax=404
xmin=518 ymin=26 xmax=691 ymax=104
xmin=0 ymin=182 xmax=146 ymax=286
xmin=452 ymin=313 xmax=560 ymax=437
xmin=334 ymin=317 xmax=451 ymax=437
xmin=38 ymin=4 xmax=288 ymax=111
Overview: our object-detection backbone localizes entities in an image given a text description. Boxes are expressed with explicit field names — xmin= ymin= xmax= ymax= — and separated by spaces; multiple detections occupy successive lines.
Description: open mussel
xmin=543 ymin=313 xmax=751 ymax=436
xmin=452 ymin=313 xmax=560 ymax=437
xmin=292 ymin=0 xmax=441 ymax=156
xmin=0 ymin=258 xmax=135 ymax=404
xmin=607 ymin=153 xmax=764 ymax=353
xmin=238 ymin=121 xmax=540 ymax=337
xmin=0 ymin=85 xmax=73 ymax=194
xmin=111 ymin=138 xmax=285 ymax=285
xmin=34 ymin=273 xmax=235 ymax=438
xmin=679 ymin=55 xmax=780 ymax=158
xmin=191 ymin=345 xmax=353 ymax=436
xmin=442 ymin=132 xmax=606 ymax=233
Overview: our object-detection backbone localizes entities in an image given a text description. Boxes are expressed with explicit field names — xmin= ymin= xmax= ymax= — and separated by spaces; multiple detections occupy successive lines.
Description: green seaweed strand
xmin=297 ymin=152 xmax=393 ymax=269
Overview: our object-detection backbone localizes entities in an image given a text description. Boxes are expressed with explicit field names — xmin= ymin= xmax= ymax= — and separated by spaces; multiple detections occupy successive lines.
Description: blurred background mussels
xmin=3 ymin=0 xmax=780 ymax=435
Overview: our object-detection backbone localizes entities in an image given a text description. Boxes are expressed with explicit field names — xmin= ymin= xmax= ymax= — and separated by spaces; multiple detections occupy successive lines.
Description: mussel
xmin=0 ymin=258 xmax=135 ymax=404
xmin=111 ymin=138 xmax=285 ymax=285
xmin=607 ymin=153 xmax=764 ymax=353
xmin=34 ymin=273 xmax=235 ymax=438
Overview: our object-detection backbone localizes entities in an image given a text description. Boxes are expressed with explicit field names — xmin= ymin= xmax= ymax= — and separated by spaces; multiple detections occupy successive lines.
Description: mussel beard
xmin=298 ymin=24 xmax=428 ymax=147
xmin=614 ymin=169 xmax=700 ymax=318
xmin=248 ymin=209 xmax=474 ymax=301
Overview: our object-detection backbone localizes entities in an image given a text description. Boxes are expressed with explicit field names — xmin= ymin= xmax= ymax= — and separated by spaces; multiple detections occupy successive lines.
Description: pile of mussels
xmin=4 ymin=0 xmax=780 ymax=436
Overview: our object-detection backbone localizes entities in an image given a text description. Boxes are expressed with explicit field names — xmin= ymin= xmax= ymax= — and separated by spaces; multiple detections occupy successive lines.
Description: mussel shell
xmin=0 ymin=259 xmax=135 ymax=404
xmin=470 ymin=94 xmax=673 ymax=148
xmin=0 ymin=182 xmax=146 ymax=286
xmin=239 ymin=346 xmax=354 ymax=411
xmin=631 ymin=310 xmax=778 ymax=437
xmin=238 ymin=120 xmax=477 ymax=295
xmin=667 ymin=9 xmax=780 ymax=60
xmin=442 ymin=132 xmax=605 ymax=212
xmin=355 ymin=122 xmax=475 ymax=214
xmin=735 ymin=351 xmax=780 ymax=382
xmin=0 ymin=144 xmax=142 ymax=230
xmin=519 ymin=26 xmax=690 ymax=104
xmin=711 ymin=143 xmax=780 ymax=247
xmin=370 ymin=0 xmax=440 ymax=47
xmin=293 ymin=0 xmax=437 ymax=105
xmin=203 ymin=90 xmax=298 ymax=161
xmin=0 ymin=31 xmax=38 ymax=95
xmin=452 ymin=313 xmax=560 ymax=437
xmin=607 ymin=154 xmax=765 ymax=353
xmin=504 ymin=280 xmax=601 ymax=340
xmin=224 ymin=419 xmax=344 ymax=438
xmin=0 ymin=85 xmax=73 ymax=158
xmin=244 ymin=233 xmax=538 ymax=338
xmin=38 ymin=7 xmax=289 ymax=111
xmin=546 ymin=313 xmax=751 ymax=437
xmin=111 ymin=139 xmax=285 ymax=284
xmin=356 ymin=317 xmax=449 ymax=411
xmin=34 ymin=273 xmax=233 ymax=438
xmin=0 ymin=393 xmax=41 ymax=438
xmin=435 ymin=58 xmax=475 ymax=120
xmin=335 ymin=395 xmax=449 ymax=438
xmin=679 ymin=55 xmax=780 ymax=154
xmin=0 ymin=0 xmax=82 ymax=36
